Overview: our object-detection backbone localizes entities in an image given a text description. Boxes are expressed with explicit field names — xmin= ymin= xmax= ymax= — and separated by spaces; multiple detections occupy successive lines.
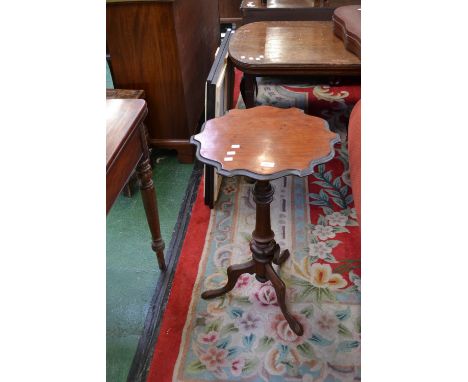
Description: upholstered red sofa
xmin=348 ymin=100 xmax=361 ymax=223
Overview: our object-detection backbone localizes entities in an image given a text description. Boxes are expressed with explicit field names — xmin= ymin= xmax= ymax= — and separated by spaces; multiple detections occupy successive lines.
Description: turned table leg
xmin=137 ymin=125 xmax=166 ymax=271
xmin=240 ymin=73 xmax=257 ymax=109
xmin=201 ymin=179 xmax=303 ymax=336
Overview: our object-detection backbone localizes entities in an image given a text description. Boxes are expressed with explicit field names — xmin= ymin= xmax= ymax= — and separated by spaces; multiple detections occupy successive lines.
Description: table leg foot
xmin=201 ymin=260 xmax=256 ymax=300
xmin=265 ymin=263 xmax=304 ymax=336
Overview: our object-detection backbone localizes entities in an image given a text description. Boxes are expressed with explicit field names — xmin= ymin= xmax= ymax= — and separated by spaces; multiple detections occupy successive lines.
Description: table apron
xmin=106 ymin=128 xmax=144 ymax=214
xmin=233 ymin=64 xmax=360 ymax=77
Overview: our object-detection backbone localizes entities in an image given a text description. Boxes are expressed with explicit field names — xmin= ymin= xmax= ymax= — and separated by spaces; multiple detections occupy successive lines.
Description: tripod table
xmin=190 ymin=105 xmax=339 ymax=335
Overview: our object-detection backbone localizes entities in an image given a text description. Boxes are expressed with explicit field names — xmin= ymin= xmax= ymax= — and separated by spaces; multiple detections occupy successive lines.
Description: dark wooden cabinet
xmin=219 ymin=0 xmax=242 ymax=24
xmin=241 ymin=0 xmax=360 ymax=25
xmin=107 ymin=0 xmax=220 ymax=163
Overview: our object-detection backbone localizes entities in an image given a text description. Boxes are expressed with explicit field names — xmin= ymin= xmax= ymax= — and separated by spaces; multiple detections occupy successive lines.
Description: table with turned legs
xmin=191 ymin=105 xmax=339 ymax=335
xmin=106 ymin=99 xmax=166 ymax=270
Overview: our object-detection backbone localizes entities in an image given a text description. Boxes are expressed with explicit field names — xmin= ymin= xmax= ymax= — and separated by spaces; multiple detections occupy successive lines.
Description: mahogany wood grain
xmin=241 ymin=0 xmax=360 ymax=24
xmin=191 ymin=105 xmax=339 ymax=180
xmin=172 ymin=0 xmax=220 ymax=138
xmin=106 ymin=0 xmax=219 ymax=163
xmin=106 ymin=88 xmax=145 ymax=100
xmin=229 ymin=21 xmax=360 ymax=76
xmin=333 ymin=5 xmax=361 ymax=58
xmin=106 ymin=99 xmax=166 ymax=270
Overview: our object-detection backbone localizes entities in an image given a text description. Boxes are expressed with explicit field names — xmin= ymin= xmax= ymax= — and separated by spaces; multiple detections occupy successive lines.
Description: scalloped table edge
xmin=190 ymin=127 xmax=341 ymax=181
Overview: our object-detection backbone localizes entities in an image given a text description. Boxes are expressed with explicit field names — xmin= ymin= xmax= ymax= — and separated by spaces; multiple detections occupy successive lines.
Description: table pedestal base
xmin=201 ymin=180 xmax=304 ymax=336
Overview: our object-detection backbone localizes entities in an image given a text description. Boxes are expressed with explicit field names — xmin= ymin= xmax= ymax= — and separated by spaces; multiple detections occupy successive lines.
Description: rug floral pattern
xmin=173 ymin=141 xmax=360 ymax=382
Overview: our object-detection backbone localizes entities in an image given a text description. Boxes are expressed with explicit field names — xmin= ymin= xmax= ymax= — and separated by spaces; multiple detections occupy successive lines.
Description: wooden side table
xmin=228 ymin=21 xmax=361 ymax=108
xmin=191 ymin=105 xmax=339 ymax=335
xmin=107 ymin=99 xmax=166 ymax=270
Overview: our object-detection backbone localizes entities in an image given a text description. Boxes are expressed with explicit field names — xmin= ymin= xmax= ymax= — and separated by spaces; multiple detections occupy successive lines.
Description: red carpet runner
xmin=148 ymin=181 xmax=211 ymax=381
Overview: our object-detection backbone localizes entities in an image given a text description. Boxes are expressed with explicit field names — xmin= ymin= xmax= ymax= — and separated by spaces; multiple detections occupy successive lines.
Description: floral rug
xmin=148 ymin=77 xmax=361 ymax=382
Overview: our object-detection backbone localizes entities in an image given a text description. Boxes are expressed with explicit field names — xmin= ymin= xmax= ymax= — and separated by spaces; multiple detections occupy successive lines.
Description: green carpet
xmin=106 ymin=61 xmax=114 ymax=89
xmin=106 ymin=153 xmax=194 ymax=381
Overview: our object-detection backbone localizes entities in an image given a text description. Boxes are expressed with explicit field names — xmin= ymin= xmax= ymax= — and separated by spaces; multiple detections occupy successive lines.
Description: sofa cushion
xmin=348 ymin=100 xmax=361 ymax=223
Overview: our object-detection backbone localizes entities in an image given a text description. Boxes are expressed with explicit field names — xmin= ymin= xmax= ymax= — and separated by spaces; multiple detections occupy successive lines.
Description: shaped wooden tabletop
xmin=229 ymin=21 xmax=360 ymax=75
xmin=191 ymin=106 xmax=339 ymax=180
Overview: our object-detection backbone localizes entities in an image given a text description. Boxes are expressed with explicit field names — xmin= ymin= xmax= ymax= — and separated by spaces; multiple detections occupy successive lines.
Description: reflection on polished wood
xmin=229 ymin=21 xmax=360 ymax=75
xmin=191 ymin=106 xmax=339 ymax=179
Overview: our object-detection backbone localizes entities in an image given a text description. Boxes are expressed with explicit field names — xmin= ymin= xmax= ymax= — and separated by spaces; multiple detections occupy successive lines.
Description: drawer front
xmin=106 ymin=128 xmax=143 ymax=214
